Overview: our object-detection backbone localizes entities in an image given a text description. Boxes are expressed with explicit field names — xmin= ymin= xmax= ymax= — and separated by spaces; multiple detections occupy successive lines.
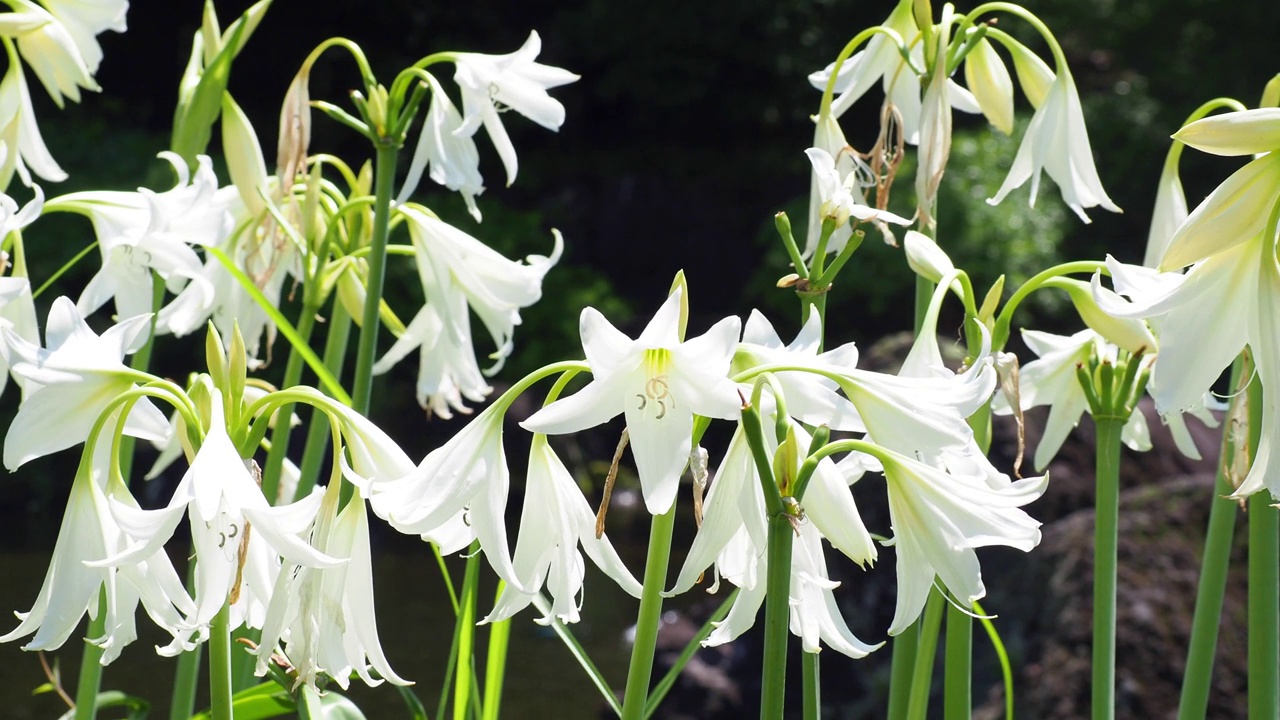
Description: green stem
xmin=351 ymin=142 xmax=401 ymax=415
xmin=802 ymin=651 xmax=820 ymax=720
xmin=643 ymin=588 xmax=739 ymax=719
xmin=261 ymin=305 xmax=318 ymax=504
xmin=887 ymin=622 xmax=920 ymax=719
xmin=72 ymin=589 xmax=107 ymax=720
xmin=944 ymin=601 xmax=973 ymax=720
xmin=1247 ymin=372 xmax=1278 ymax=719
xmin=453 ymin=546 xmax=481 ymax=720
xmin=619 ymin=505 xmax=677 ymax=720
xmin=208 ymin=603 xmax=234 ymax=720
xmin=760 ymin=512 xmax=796 ymax=719
xmin=296 ymin=303 xmax=353 ymax=500
xmin=905 ymin=587 xmax=945 ymax=720
xmin=1177 ymin=358 xmax=1245 ymax=720
xmin=482 ymin=583 xmax=512 ymax=720
xmin=1092 ymin=416 xmax=1124 ymax=720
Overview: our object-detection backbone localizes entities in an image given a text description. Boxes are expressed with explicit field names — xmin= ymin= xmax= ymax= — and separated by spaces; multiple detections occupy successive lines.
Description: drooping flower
xmin=255 ymin=481 xmax=410 ymax=691
xmin=2 ymin=296 xmax=169 ymax=470
xmin=876 ymin=446 xmax=1046 ymax=635
xmin=990 ymin=328 xmax=1151 ymax=471
xmin=804 ymin=146 xmax=911 ymax=256
xmin=732 ymin=309 xmax=862 ymax=432
xmin=99 ymin=395 xmax=341 ymax=647
xmin=487 ymin=435 xmax=642 ymax=624
xmin=370 ymin=402 xmax=521 ymax=586
xmin=522 ymin=289 xmax=743 ymax=514
xmin=986 ymin=69 xmax=1120 ymax=223
xmin=53 ymin=152 xmax=235 ymax=323
xmin=29 ymin=0 xmax=128 ymax=91
xmin=0 ymin=56 xmax=67 ymax=189
xmin=10 ymin=0 xmax=99 ymax=107
xmin=452 ymin=31 xmax=579 ymax=186
xmin=1 ymin=428 xmax=193 ymax=664
xmin=398 ymin=73 xmax=485 ymax=221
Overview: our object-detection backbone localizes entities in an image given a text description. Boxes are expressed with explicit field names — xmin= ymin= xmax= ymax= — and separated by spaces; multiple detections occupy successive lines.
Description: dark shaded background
xmin=2 ymin=0 xmax=1277 ymax=716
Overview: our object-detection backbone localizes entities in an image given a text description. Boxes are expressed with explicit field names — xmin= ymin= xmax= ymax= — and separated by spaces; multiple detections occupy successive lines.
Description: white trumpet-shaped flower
xmin=878 ymin=447 xmax=1046 ymax=635
xmin=370 ymin=401 xmax=522 ymax=586
xmin=487 ymin=435 xmax=642 ymax=624
xmin=990 ymin=328 xmax=1151 ymax=471
xmin=10 ymin=0 xmax=98 ymax=107
xmin=452 ymin=30 xmax=579 ymax=186
xmin=0 ymin=58 xmax=67 ymax=189
xmin=804 ymin=146 xmax=911 ymax=256
xmin=375 ymin=206 xmax=560 ymax=414
xmin=987 ymin=70 xmax=1120 ymax=223
xmin=1 ymin=430 xmax=193 ymax=664
xmin=732 ymin=309 xmax=862 ymax=432
xmin=98 ymin=395 xmax=341 ymax=648
xmin=256 ymin=481 xmax=409 ymax=692
xmin=2 ymin=296 xmax=169 ymax=470
xmin=521 ymin=289 xmax=743 ymax=514
xmin=398 ymin=73 xmax=485 ymax=221
xmin=55 ymin=152 xmax=235 ymax=324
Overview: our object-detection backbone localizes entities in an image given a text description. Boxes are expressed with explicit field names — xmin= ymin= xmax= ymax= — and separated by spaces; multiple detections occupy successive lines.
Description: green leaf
xmin=319 ymin=691 xmax=370 ymax=719
xmin=58 ymin=691 xmax=151 ymax=720
xmin=190 ymin=682 xmax=295 ymax=720
xmin=204 ymin=246 xmax=353 ymax=406
xmin=644 ymin=589 xmax=738 ymax=719
xmin=396 ymin=685 xmax=429 ymax=720
xmin=532 ymin=593 xmax=623 ymax=718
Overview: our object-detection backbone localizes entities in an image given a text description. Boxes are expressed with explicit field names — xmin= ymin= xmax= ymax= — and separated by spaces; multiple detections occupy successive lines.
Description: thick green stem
xmin=296 ymin=303 xmax=353 ymax=500
xmin=802 ymin=650 xmax=820 ymax=720
xmin=944 ymin=601 xmax=973 ymax=720
xmin=1092 ymin=416 xmax=1124 ymax=720
xmin=760 ymin=513 xmax=796 ymax=719
xmin=453 ymin=546 xmax=481 ymax=720
xmin=72 ymin=590 xmax=107 ymax=720
xmin=887 ymin=622 xmax=920 ymax=719
xmin=261 ymin=306 xmax=318 ymax=503
xmin=1177 ymin=358 xmax=1245 ymax=720
xmin=620 ymin=505 xmax=677 ymax=720
xmin=1248 ymin=492 xmax=1279 ymax=718
xmin=1248 ymin=369 xmax=1278 ymax=719
xmin=351 ymin=143 xmax=401 ymax=415
xmin=905 ymin=588 xmax=945 ymax=720
xmin=481 ymin=585 xmax=512 ymax=720
xmin=208 ymin=603 xmax=234 ymax=720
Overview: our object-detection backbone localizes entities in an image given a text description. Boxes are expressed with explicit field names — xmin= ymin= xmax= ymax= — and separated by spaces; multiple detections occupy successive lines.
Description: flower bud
xmin=964 ymin=37 xmax=1014 ymax=135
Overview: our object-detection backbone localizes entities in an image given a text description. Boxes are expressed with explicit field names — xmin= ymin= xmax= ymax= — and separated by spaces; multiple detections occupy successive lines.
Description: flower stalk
xmin=351 ymin=141 xmax=401 ymax=415
xmin=619 ymin=505 xmax=677 ymax=720
xmin=1245 ymin=371 xmax=1278 ymax=719
xmin=1177 ymin=356 xmax=1246 ymax=719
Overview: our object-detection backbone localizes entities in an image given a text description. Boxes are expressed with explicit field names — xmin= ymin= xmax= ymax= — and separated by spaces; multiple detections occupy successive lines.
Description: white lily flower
xmin=2 ymin=296 xmax=169 ymax=469
xmin=705 ymin=520 xmax=882 ymax=659
xmin=522 ymin=289 xmax=743 ymax=514
xmin=370 ymin=402 xmax=522 ymax=587
xmin=878 ymin=446 xmax=1046 ymax=635
xmin=1158 ymin=151 xmax=1280 ymax=271
xmin=10 ymin=0 xmax=98 ymax=107
xmin=1143 ymin=150 xmax=1189 ymax=269
xmin=98 ymin=395 xmax=342 ymax=645
xmin=732 ymin=309 xmax=863 ymax=432
xmin=256 ymin=481 xmax=409 ymax=691
xmin=32 ymin=0 xmax=127 ymax=82
xmin=56 ymin=153 xmax=234 ymax=324
xmin=804 ymin=147 xmax=911 ymax=254
xmin=378 ymin=204 xmax=560 ymax=399
xmin=807 ymin=0 xmax=919 ymax=132
xmin=0 ymin=58 xmax=66 ymax=189
xmin=987 ymin=69 xmax=1120 ymax=223
xmin=991 ymin=328 xmax=1150 ymax=471
xmin=2 ymin=429 xmax=193 ymax=663
xmin=453 ymin=30 xmax=579 ymax=186
xmin=487 ymin=435 xmax=642 ymax=624
xmin=398 ymin=73 xmax=485 ymax=221
xmin=669 ymin=423 xmax=876 ymax=602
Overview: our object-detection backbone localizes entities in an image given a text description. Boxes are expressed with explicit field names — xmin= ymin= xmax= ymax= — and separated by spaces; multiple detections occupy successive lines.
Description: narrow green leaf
xmin=204 ymin=246 xmax=353 ymax=405
xmin=58 ymin=691 xmax=151 ymax=720
xmin=974 ymin=601 xmax=1014 ymax=720
xmin=396 ymin=685 xmax=430 ymax=720
xmin=533 ymin=593 xmax=623 ymax=717
xmin=644 ymin=589 xmax=739 ymax=718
